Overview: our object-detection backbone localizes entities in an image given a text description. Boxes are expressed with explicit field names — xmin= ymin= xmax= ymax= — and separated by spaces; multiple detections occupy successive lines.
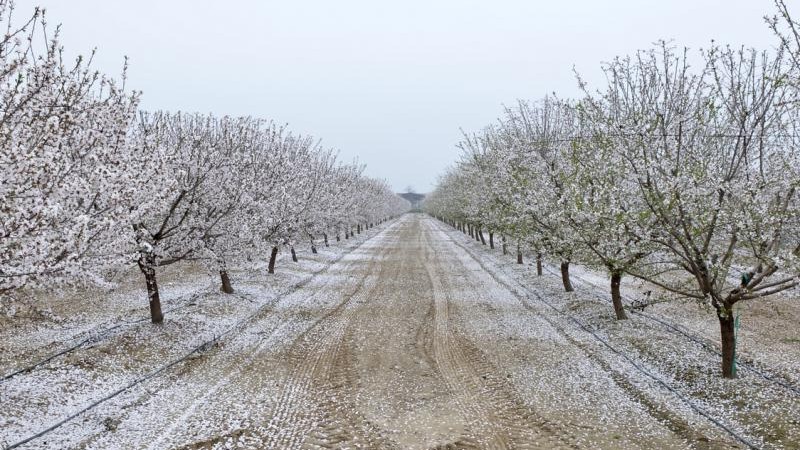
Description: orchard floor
xmin=2 ymin=214 xmax=799 ymax=449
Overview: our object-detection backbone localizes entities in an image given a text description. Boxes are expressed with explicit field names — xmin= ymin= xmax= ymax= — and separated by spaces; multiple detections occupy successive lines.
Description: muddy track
xmin=259 ymin=229 xmax=404 ymax=449
xmin=421 ymin=225 xmax=578 ymax=449
xmin=259 ymin=274 xmax=381 ymax=448
xmin=141 ymin=272 xmax=351 ymax=449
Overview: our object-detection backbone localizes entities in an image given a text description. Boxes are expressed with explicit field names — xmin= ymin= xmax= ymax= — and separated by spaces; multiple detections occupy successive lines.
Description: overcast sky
xmin=14 ymin=0 xmax=779 ymax=192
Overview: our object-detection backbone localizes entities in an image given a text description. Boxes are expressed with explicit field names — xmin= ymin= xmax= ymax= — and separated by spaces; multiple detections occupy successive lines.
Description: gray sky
xmin=15 ymin=0 xmax=778 ymax=192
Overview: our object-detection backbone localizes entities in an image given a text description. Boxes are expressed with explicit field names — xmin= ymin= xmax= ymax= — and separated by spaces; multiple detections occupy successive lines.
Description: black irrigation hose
xmin=433 ymin=219 xmax=760 ymax=450
xmin=1 ymin=288 xmax=211 ymax=383
xmin=4 ymin=220 xmax=399 ymax=450
xmin=540 ymin=263 xmax=800 ymax=397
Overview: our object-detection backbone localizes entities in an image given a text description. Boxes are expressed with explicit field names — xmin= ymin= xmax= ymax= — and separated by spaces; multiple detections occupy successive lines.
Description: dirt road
xmin=9 ymin=214 xmax=743 ymax=449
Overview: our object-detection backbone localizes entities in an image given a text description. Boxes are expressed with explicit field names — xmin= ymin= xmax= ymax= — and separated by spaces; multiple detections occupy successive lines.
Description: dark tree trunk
xmin=268 ymin=246 xmax=279 ymax=274
xmin=517 ymin=245 xmax=523 ymax=264
xmin=291 ymin=246 xmax=298 ymax=262
xmin=478 ymin=227 xmax=485 ymax=244
xmin=536 ymin=253 xmax=543 ymax=276
xmin=468 ymin=224 xmax=473 ymax=238
xmin=610 ymin=270 xmax=627 ymax=320
xmin=719 ymin=312 xmax=737 ymax=378
xmin=502 ymin=236 xmax=507 ymax=255
xmin=220 ymin=270 xmax=234 ymax=294
xmin=324 ymin=233 xmax=329 ymax=247
xmin=489 ymin=232 xmax=494 ymax=249
xmin=345 ymin=230 xmax=350 ymax=239
xmin=560 ymin=261 xmax=574 ymax=292
xmin=311 ymin=243 xmax=318 ymax=254
xmin=138 ymin=256 xmax=163 ymax=324
xmin=336 ymin=234 xmax=340 ymax=242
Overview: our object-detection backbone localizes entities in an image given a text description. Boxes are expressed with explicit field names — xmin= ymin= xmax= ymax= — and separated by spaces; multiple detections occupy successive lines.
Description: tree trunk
xmin=560 ymin=261 xmax=574 ymax=292
xmin=536 ymin=253 xmax=543 ymax=276
xmin=517 ymin=245 xmax=523 ymax=264
xmin=336 ymin=234 xmax=340 ymax=242
xmin=138 ymin=257 xmax=163 ymax=324
xmin=610 ymin=270 xmax=627 ymax=320
xmin=478 ymin=227 xmax=485 ymax=244
xmin=489 ymin=232 xmax=494 ymax=249
xmin=291 ymin=246 xmax=298 ymax=262
xmin=324 ymin=233 xmax=329 ymax=247
xmin=311 ymin=244 xmax=318 ymax=254
xmin=502 ymin=236 xmax=507 ymax=255
xmin=220 ymin=270 xmax=234 ymax=294
xmin=719 ymin=312 xmax=737 ymax=378
xmin=268 ymin=246 xmax=279 ymax=274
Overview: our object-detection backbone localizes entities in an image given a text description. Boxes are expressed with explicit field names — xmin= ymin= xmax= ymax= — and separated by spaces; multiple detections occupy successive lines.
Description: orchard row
xmin=425 ymin=4 xmax=800 ymax=379
xmin=0 ymin=2 xmax=410 ymax=322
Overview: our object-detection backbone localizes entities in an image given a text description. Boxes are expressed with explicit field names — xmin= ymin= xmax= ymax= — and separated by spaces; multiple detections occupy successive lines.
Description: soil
xmin=4 ymin=215 xmax=790 ymax=449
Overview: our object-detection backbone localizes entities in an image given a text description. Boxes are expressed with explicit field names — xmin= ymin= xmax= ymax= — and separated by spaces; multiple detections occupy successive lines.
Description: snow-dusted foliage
xmin=426 ymin=39 xmax=800 ymax=378
xmin=0 ymin=2 xmax=409 ymax=322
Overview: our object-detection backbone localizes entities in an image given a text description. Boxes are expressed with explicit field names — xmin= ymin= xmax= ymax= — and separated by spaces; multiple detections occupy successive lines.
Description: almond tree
xmin=585 ymin=43 xmax=799 ymax=377
xmin=195 ymin=116 xmax=271 ymax=294
xmin=499 ymin=97 xmax=584 ymax=291
xmin=129 ymin=112 xmax=246 ymax=323
xmin=0 ymin=1 xmax=140 ymax=299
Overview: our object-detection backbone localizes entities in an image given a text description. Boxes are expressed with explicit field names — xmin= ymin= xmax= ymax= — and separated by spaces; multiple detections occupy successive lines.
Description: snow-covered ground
xmin=1 ymin=214 xmax=797 ymax=449
xmin=0 ymin=223 xmax=391 ymax=450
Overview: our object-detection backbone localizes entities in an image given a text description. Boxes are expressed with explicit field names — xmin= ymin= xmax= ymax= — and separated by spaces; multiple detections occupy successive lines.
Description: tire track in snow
xmin=421 ymin=223 xmax=577 ymax=450
xmin=259 ymin=224 xmax=404 ymax=449
xmin=144 ymin=221 xmax=405 ymax=450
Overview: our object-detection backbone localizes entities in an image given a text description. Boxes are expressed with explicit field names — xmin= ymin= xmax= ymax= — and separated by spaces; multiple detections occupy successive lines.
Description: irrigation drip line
xmin=4 ymin=220 xmax=399 ymax=450
xmin=540 ymin=263 xmax=800 ymax=397
xmin=1 ymin=288 xmax=211 ymax=384
xmin=434 ymin=219 xmax=760 ymax=450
